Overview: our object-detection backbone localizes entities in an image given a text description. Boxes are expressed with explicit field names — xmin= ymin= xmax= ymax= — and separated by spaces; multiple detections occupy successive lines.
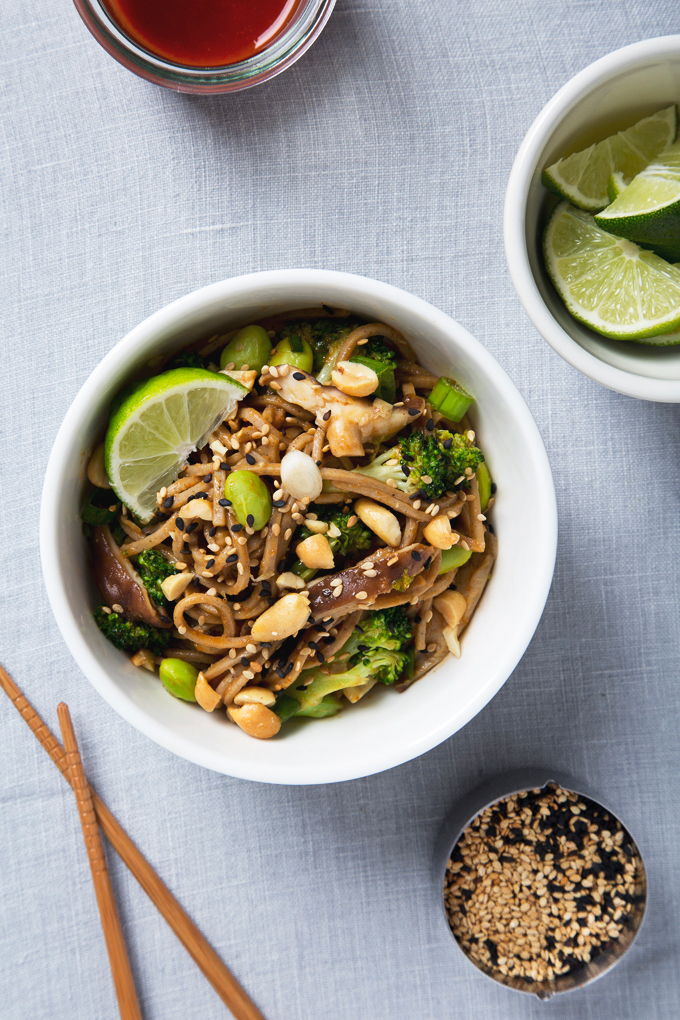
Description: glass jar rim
xmin=73 ymin=0 xmax=336 ymax=93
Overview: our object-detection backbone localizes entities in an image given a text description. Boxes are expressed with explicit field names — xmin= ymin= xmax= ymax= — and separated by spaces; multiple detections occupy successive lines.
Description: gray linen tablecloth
xmin=2 ymin=1 xmax=679 ymax=1017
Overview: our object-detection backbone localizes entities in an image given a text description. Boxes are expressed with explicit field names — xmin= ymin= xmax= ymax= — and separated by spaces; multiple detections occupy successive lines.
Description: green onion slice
xmin=429 ymin=377 xmax=474 ymax=421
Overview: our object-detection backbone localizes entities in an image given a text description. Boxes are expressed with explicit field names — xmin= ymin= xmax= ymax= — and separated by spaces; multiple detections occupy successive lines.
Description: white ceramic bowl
xmin=40 ymin=270 xmax=557 ymax=785
xmin=505 ymin=36 xmax=680 ymax=402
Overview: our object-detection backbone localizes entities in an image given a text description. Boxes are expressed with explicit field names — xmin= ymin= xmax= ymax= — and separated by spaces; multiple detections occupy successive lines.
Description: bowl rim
xmin=39 ymin=269 xmax=558 ymax=784
xmin=504 ymin=34 xmax=680 ymax=402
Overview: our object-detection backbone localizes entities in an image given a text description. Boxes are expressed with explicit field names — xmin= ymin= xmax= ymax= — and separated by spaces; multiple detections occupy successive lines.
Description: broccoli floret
xmin=352 ymin=338 xmax=397 ymax=366
xmin=94 ymin=606 xmax=171 ymax=656
xmin=354 ymin=429 xmax=485 ymax=501
xmin=282 ymin=318 xmax=359 ymax=381
xmin=342 ymin=606 xmax=411 ymax=659
xmin=290 ymin=507 xmax=373 ymax=581
xmin=391 ymin=570 xmax=413 ymax=592
xmin=135 ymin=550 xmax=176 ymax=608
xmin=166 ymin=350 xmax=205 ymax=370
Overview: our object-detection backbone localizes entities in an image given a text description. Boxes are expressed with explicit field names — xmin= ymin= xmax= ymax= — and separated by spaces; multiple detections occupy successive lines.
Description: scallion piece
xmin=429 ymin=377 xmax=474 ymax=421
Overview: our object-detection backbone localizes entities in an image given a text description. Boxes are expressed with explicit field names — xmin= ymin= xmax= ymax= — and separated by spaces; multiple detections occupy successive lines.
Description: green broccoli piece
xmin=281 ymin=318 xmax=358 ymax=382
xmin=341 ymin=606 xmax=412 ymax=659
xmin=352 ymin=338 xmax=397 ymax=366
xmin=135 ymin=550 xmax=176 ymax=608
xmin=354 ymin=429 xmax=484 ymax=501
xmin=166 ymin=350 xmax=205 ymax=370
xmin=290 ymin=507 xmax=373 ymax=581
xmin=94 ymin=606 xmax=171 ymax=656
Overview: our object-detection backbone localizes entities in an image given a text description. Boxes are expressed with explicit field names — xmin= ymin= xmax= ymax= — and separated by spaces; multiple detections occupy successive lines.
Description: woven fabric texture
xmin=2 ymin=0 xmax=680 ymax=1017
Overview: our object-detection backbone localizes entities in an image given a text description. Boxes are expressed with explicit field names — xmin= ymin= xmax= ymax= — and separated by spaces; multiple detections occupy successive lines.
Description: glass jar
xmin=73 ymin=0 xmax=336 ymax=93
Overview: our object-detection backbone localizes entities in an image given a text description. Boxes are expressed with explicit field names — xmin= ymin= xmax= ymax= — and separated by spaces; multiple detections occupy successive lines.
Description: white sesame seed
xmin=269 ymin=365 xmax=279 ymax=378
xmin=332 ymin=585 xmax=343 ymax=597
xmin=364 ymin=569 xmax=378 ymax=577
xmin=243 ymin=670 xmax=255 ymax=680
xmin=111 ymin=603 xmax=123 ymax=614
xmin=177 ymin=625 xmax=187 ymax=635
xmin=477 ymin=513 xmax=486 ymax=521
xmin=330 ymin=577 xmax=343 ymax=586
xmin=356 ymin=591 xmax=368 ymax=600
xmin=102 ymin=606 xmax=112 ymax=615
xmin=206 ymin=588 xmax=217 ymax=596
xmin=270 ymin=381 xmax=282 ymax=391
xmin=413 ymin=500 xmax=421 ymax=509
xmin=421 ymin=475 xmax=432 ymax=484
xmin=159 ymin=487 xmax=167 ymax=498
xmin=246 ymin=643 xmax=257 ymax=654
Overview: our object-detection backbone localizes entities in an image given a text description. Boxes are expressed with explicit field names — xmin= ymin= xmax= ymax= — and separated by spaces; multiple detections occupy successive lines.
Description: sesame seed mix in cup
xmin=444 ymin=784 xmax=644 ymax=992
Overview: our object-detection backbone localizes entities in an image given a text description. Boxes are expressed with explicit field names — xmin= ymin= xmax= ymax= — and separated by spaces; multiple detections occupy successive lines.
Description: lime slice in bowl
xmin=595 ymin=140 xmax=680 ymax=261
xmin=543 ymin=201 xmax=680 ymax=340
xmin=542 ymin=105 xmax=677 ymax=212
xmin=105 ymin=368 xmax=247 ymax=522
xmin=607 ymin=171 xmax=628 ymax=203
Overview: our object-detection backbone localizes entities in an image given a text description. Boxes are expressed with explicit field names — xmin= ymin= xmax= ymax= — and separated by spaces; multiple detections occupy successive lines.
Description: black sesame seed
xmin=226 ymin=554 xmax=238 ymax=563
xmin=203 ymin=474 xmax=212 ymax=483
xmin=409 ymin=492 xmax=420 ymax=501
xmin=232 ymin=523 xmax=243 ymax=532
xmin=241 ymin=657 xmax=249 ymax=667
xmin=408 ymin=408 xmax=420 ymax=416
xmin=163 ymin=496 xmax=174 ymax=508
xmin=209 ymin=526 xmax=216 ymax=537
xmin=176 ymin=517 xmax=185 ymax=530
xmin=275 ymin=666 xmax=286 ymax=679
xmin=411 ymin=550 xmax=422 ymax=561
xmin=246 ymin=514 xmax=254 ymax=527
xmin=245 ymin=454 xmax=255 ymax=465
xmin=443 ymin=437 xmax=453 ymax=450
xmin=317 ymin=652 xmax=326 ymax=664
xmin=322 ymin=304 xmax=333 ymax=314
xmin=293 ymin=372 xmax=306 ymax=380
xmin=220 ymin=462 xmax=229 ymax=471
xmin=186 ymin=522 xmax=198 ymax=534
xmin=206 ymin=558 xmax=215 ymax=568
xmin=426 ymin=418 xmax=435 ymax=431
xmin=272 ymin=499 xmax=286 ymax=508
xmin=323 ymin=410 xmax=331 ymax=421
xmin=218 ymin=498 xmax=232 ymax=507
xmin=322 ymin=635 xmax=334 ymax=645
xmin=490 ymin=482 xmax=497 ymax=494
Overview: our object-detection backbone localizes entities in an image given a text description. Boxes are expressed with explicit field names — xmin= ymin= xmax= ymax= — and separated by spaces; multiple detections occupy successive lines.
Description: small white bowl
xmin=505 ymin=36 xmax=680 ymax=402
xmin=40 ymin=270 xmax=557 ymax=785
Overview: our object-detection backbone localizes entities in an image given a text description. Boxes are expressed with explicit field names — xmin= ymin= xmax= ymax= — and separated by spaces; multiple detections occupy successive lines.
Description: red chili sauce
xmin=104 ymin=0 xmax=300 ymax=68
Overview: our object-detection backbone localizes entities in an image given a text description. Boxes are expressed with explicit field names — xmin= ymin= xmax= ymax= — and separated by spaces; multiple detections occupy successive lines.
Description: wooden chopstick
xmin=57 ymin=703 xmax=143 ymax=1020
xmin=0 ymin=665 xmax=267 ymax=1020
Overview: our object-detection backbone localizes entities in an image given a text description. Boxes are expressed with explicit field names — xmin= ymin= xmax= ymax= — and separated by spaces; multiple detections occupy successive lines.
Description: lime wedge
xmin=594 ymin=140 xmax=680 ymax=260
xmin=105 ymin=368 xmax=247 ymax=522
xmin=542 ymin=106 xmax=677 ymax=212
xmin=543 ymin=201 xmax=680 ymax=340
xmin=607 ymin=171 xmax=628 ymax=203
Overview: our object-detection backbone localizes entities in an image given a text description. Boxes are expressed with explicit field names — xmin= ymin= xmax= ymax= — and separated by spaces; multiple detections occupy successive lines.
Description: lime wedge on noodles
xmin=543 ymin=201 xmax=680 ymax=340
xmin=594 ymin=140 xmax=680 ymax=261
xmin=542 ymin=105 xmax=677 ymax=212
xmin=105 ymin=368 xmax=247 ymax=522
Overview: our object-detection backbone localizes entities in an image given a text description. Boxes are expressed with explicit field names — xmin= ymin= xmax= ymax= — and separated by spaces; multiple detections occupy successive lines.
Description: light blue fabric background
xmin=2 ymin=1 xmax=680 ymax=1017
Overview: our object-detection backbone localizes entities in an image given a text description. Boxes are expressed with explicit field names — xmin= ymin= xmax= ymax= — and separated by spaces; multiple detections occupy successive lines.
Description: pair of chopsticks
xmin=0 ymin=664 xmax=266 ymax=1020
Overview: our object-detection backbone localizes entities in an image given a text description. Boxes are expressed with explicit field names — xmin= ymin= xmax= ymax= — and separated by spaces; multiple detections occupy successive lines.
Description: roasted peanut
xmin=87 ymin=443 xmax=111 ymax=489
xmin=305 ymin=519 xmax=329 ymax=535
xmin=195 ymin=672 xmax=221 ymax=712
xmin=434 ymin=591 xmax=467 ymax=629
xmin=160 ymin=571 xmax=194 ymax=601
xmin=250 ymin=592 xmax=311 ymax=642
xmin=233 ymin=687 xmax=276 ymax=707
xmin=181 ymin=498 xmax=213 ymax=522
xmin=296 ymin=533 xmax=335 ymax=570
xmin=331 ymin=360 xmax=379 ymax=397
xmin=275 ymin=571 xmax=306 ymax=591
xmin=442 ymin=625 xmax=461 ymax=658
xmin=424 ymin=513 xmax=456 ymax=550
xmin=354 ymin=498 xmax=401 ymax=547
xmin=227 ymin=703 xmax=281 ymax=739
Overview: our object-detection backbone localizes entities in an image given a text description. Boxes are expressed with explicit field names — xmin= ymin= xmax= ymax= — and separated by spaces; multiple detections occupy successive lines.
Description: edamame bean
xmin=269 ymin=334 xmax=313 ymax=372
xmin=438 ymin=546 xmax=472 ymax=574
xmin=159 ymin=658 xmax=198 ymax=701
xmin=219 ymin=325 xmax=271 ymax=373
xmin=224 ymin=470 xmax=272 ymax=530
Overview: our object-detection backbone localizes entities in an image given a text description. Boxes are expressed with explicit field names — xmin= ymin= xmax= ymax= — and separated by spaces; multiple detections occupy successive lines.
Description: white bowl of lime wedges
xmin=505 ymin=35 xmax=680 ymax=401
xmin=40 ymin=270 xmax=557 ymax=785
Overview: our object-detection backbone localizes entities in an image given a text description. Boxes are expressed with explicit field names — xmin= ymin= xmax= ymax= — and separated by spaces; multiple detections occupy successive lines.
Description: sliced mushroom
xmin=90 ymin=525 xmax=172 ymax=628
xmin=306 ymin=543 xmax=430 ymax=619
xmin=271 ymin=369 xmax=414 ymax=459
